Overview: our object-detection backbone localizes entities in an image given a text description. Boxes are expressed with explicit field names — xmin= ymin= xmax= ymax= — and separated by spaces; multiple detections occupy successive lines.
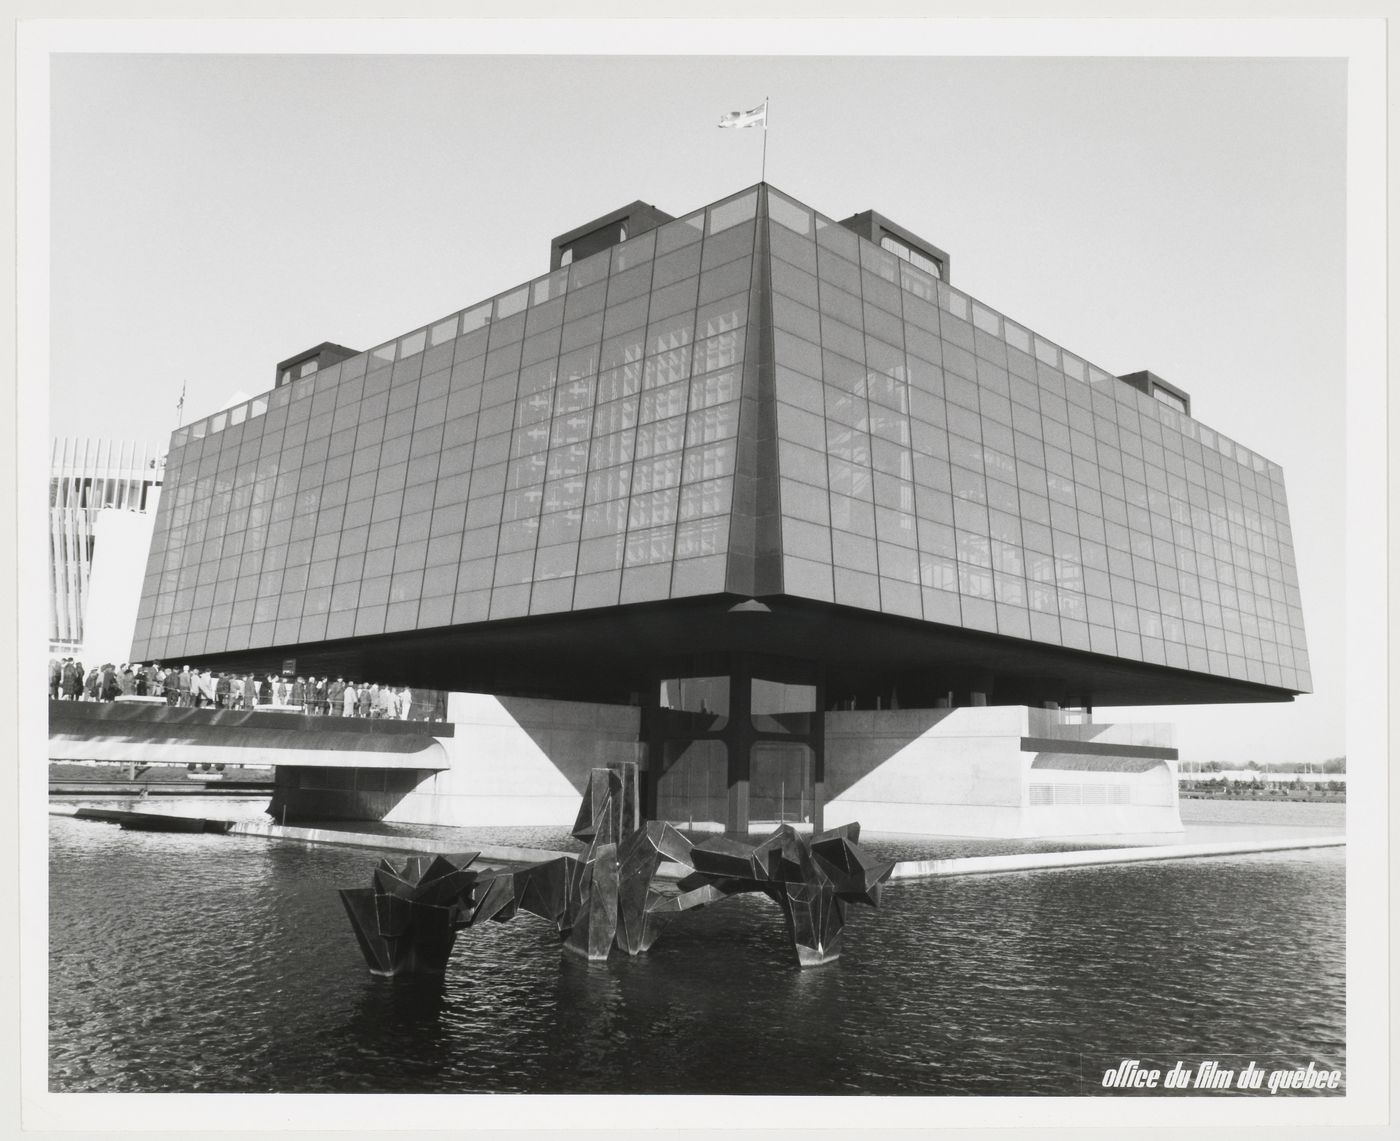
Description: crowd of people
xmin=48 ymin=656 xmax=446 ymax=720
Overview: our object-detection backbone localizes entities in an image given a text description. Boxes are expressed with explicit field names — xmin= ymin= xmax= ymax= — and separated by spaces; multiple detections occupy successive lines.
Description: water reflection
xmin=49 ymin=816 xmax=1344 ymax=1095
xmin=330 ymin=978 xmax=457 ymax=1090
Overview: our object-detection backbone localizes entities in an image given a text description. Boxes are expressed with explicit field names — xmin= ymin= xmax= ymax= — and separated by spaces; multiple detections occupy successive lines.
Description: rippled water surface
xmin=49 ymin=816 xmax=1344 ymax=1095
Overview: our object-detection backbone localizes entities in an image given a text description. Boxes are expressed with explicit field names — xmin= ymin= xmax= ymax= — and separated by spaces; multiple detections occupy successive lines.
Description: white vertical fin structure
xmin=48 ymin=435 xmax=166 ymax=655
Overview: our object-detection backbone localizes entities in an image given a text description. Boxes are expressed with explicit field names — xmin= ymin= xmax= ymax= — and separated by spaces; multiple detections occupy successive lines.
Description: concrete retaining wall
xmin=379 ymin=693 xmax=643 ymax=827
xmin=385 ymin=700 xmax=1179 ymax=838
xmin=824 ymin=706 xmax=1181 ymax=838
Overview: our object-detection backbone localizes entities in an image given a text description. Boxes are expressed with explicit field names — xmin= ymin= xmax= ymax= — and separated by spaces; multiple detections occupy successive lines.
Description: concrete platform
xmin=227 ymin=819 xmax=563 ymax=867
xmin=887 ymin=833 xmax=1342 ymax=879
xmin=50 ymin=803 xmax=1343 ymax=878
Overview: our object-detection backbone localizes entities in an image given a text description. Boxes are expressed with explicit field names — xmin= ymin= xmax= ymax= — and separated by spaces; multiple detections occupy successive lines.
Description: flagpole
xmin=761 ymin=96 xmax=769 ymax=182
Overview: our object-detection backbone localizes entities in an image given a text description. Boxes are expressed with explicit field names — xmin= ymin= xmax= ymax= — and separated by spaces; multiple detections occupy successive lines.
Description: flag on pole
xmin=718 ymin=103 xmax=767 ymax=129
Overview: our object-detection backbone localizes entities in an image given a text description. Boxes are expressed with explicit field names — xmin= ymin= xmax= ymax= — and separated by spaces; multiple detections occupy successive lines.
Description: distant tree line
xmin=1180 ymin=776 xmax=1346 ymax=796
xmin=1185 ymin=756 xmax=1345 ymax=774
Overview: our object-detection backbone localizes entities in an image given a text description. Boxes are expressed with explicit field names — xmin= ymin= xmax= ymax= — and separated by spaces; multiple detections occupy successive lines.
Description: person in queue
xmin=63 ymin=658 xmax=85 ymax=700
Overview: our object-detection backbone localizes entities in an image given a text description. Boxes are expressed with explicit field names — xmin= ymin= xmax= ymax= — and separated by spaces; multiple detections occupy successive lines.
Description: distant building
xmin=128 ymin=183 xmax=1310 ymax=835
xmin=50 ymin=438 xmax=163 ymax=662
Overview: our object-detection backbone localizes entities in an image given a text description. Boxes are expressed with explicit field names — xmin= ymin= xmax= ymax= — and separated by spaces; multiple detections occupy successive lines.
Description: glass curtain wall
xmin=765 ymin=187 xmax=1309 ymax=694
xmin=134 ymin=189 xmax=764 ymax=662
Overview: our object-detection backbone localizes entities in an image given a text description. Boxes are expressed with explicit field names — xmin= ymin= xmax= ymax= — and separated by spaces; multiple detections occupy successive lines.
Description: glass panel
xmin=899 ymin=260 xmax=937 ymax=301
xmin=749 ymin=742 xmax=814 ymax=826
xmin=569 ymin=249 xmax=610 ymax=289
xmin=612 ymin=230 xmax=656 ymax=271
xmin=655 ymin=739 xmax=727 ymax=829
xmin=430 ymin=316 xmax=459 ymax=346
xmin=532 ymin=268 xmax=569 ymax=305
xmin=400 ymin=329 xmax=427 ymax=358
xmin=750 ymin=678 xmax=817 ymax=734
xmin=460 ymin=303 xmax=491 ymax=333
xmin=656 ymin=212 xmax=706 ymax=253
xmin=496 ymin=285 xmax=529 ymax=319
xmin=937 ymin=282 xmax=970 ymax=322
xmin=708 ymin=190 xmax=757 ymax=234
xmin=861 ymin=240 xmax=900 ymax=283
xmin=1004 ymin=322 xmax=1031 ymax=352
xmin=815 ymin=213 xmax=860 ymax=260
xmin=659 ymin=675 xmax=729 ymax=730
xmin=972 ymin=303 xmax=1001 ymax=336
xmin=768 ymin=190 xmax=813 ymax=235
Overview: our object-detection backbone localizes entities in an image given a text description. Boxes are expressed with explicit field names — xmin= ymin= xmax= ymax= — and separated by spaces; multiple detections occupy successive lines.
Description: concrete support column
xmin=811 ymin=672 xmax=826 ymax=833
xmin=638 ymin=700 xmax=664 ymax=822
xmin=725 ymin=655 xmax=754 ymax=835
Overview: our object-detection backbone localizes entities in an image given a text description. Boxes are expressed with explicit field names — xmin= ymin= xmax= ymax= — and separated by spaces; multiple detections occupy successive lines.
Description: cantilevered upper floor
xmin=131 ymin=184 xmax=1309 ymax=708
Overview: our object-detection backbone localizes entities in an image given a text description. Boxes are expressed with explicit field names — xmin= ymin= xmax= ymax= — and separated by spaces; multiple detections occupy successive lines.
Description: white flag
xmin=718 ymin=103 xmax=766 ymax=129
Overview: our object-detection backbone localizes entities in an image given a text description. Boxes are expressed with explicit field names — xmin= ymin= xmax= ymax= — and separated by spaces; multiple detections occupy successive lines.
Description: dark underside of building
xmin=174 ymin=593 xmax=1296 ymax=711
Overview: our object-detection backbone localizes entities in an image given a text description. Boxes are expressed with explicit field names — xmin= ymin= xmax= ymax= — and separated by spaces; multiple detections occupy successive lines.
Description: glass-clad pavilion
xmin=130 ymin=183 xmax=1309 ymax=827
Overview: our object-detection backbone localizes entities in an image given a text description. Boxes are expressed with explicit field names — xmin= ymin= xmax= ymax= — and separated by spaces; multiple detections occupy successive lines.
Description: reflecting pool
xmin=48 ymin=813 xmax=1343 ymax=1095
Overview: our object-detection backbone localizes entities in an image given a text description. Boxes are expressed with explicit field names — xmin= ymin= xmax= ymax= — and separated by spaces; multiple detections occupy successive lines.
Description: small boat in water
xmin=71 ymin=806 xmax=232 ymax=834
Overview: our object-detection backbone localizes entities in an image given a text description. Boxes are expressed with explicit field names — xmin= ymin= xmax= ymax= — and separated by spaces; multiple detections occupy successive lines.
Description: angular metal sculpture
xmin=338 ymin=852 xmax=482 ymax=976
xmin=339 ymin=762 xmax=895 ymax=977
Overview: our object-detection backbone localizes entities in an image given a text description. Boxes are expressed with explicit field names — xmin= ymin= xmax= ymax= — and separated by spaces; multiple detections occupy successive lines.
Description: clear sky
xmin=46 ymin=48 xmax=1348 ymax=764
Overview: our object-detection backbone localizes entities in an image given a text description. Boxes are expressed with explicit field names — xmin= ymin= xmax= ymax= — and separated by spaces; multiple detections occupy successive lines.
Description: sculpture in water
xmin=338 ymin=762 xmax=895 ymax=977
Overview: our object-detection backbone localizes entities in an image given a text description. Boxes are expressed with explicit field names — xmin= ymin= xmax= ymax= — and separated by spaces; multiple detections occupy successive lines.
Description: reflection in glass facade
xmin=131 ymin=184 xmax=1309 ymax=698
